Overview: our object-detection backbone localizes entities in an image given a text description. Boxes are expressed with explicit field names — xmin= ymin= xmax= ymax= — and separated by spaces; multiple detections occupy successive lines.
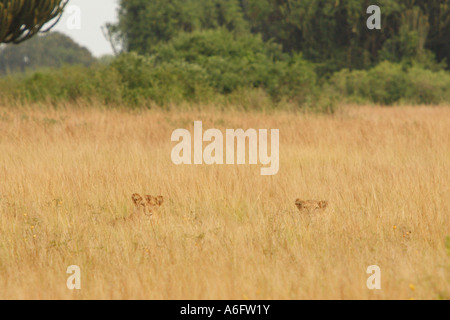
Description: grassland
xmin=0 ymin=103 xmax=448 ymax=299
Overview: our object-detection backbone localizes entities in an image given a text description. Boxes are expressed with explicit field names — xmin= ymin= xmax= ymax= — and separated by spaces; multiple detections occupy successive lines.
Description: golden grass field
xmin=0 ymin=103 xmax=448 ymax=300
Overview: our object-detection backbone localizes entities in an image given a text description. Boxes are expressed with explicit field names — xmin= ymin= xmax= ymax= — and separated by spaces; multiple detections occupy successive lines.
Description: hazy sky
xmin=52 ymin=0 xmax=119 ymax=57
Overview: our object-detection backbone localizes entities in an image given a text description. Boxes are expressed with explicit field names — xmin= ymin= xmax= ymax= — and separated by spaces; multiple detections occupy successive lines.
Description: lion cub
xmin=132 ymin=193 xmax=164 ymax=218
xmin=295 ymin=199 xmax=328 ymax=213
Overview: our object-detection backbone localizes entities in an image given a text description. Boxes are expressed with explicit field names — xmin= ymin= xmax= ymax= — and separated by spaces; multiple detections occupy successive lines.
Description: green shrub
xmin=405 ymin=66 xmax=450 ymax=104
xmin=150 ymin=29 xmax=318 ymax=102
xmin=2 ymin=30 xmax=448 ymax=110
xmin=329 ymin=62 xmax=450 ymax=105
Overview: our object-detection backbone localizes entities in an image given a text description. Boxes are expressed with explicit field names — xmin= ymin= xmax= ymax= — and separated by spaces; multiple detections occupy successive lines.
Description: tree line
xmin=107 ymin=0 xmax=450 ymax=73
xmin=1 ymin=0 xmax=449 ymax=108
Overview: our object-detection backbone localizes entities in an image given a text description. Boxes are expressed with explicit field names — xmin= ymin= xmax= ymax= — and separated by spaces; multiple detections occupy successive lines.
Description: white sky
xmin=52 ymin=0 xmax=119 ymax=57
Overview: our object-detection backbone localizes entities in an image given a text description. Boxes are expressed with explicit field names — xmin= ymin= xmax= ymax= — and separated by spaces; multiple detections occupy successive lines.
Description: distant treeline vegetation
xmin=0 ymin=32 xmax=95 ymax=74
xmin=1 ymin=0 xmax=449 ymax=109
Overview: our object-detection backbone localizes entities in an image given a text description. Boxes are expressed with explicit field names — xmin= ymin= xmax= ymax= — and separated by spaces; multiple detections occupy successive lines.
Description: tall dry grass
xmin=0 ymin=103 xmax=448 ymax=299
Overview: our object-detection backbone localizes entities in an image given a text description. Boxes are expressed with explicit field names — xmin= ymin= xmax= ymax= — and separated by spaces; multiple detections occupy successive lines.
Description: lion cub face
xmin=132 ymin=193 xmax=164 ymax=217
xmin=295 ymin=199 xmax=328 ymax=212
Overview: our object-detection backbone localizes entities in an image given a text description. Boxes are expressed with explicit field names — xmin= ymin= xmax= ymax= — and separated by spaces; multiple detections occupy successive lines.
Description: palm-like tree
xmin=0 ymin=0 xmax=68 ymax=44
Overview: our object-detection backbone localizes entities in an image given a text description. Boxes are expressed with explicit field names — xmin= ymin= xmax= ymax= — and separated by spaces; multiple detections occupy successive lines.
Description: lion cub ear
xmin=132 ymin=193 xmax=143 ymax=205
xmin=295 ymin=199 xmax=304 ymax=208
xmin=156 ymin=196 xmax=164 ymax=206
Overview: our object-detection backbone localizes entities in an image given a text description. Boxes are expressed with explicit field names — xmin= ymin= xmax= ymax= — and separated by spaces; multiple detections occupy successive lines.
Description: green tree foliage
xmin=0 ymin=30 xmax=323 ymax=108
xmin=110 ymin=0 xmax=450 ymax=71
xmin=413 ymin=0 xmax=450 ymax=68
xmin=243 ymin=0 xmax=449 ymax=72
xmin=107 ymin=0 xmax=249 ymax=54
xmin=0 ymin=32 xmax=95 ymax=74
xmin=329 ymin=61 xmax=450 ymax=104
xmin=1 ymin=0 xmax=449 ymax=109
xmin=105 ymin=29 xmax=317 ymax=105
xmin=0 ymin=0 xmax=67 ymax=44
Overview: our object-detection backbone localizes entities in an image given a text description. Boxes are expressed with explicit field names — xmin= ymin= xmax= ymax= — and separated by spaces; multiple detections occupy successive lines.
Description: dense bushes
xmin=330 ymin=61 xmax=450 ymax=105
xmin=0 ymin=30 xmax=449 ymax=109
xmin=150 ymin=29 xmax=317 ymax=101
xmin=1 ymin=30 xmax=322 ymax=108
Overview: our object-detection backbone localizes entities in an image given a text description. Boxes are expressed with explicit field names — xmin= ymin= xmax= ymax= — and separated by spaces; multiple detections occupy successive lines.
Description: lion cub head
xmin=132 ymin=193 xmax=164 ymax=217
xmin=295 ymin=199 xmax=328 ymax=212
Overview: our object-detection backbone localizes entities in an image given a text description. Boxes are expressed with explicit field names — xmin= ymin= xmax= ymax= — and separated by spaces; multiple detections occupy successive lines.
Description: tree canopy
xmin=108 ymin=0 xmax=450 ymax=72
